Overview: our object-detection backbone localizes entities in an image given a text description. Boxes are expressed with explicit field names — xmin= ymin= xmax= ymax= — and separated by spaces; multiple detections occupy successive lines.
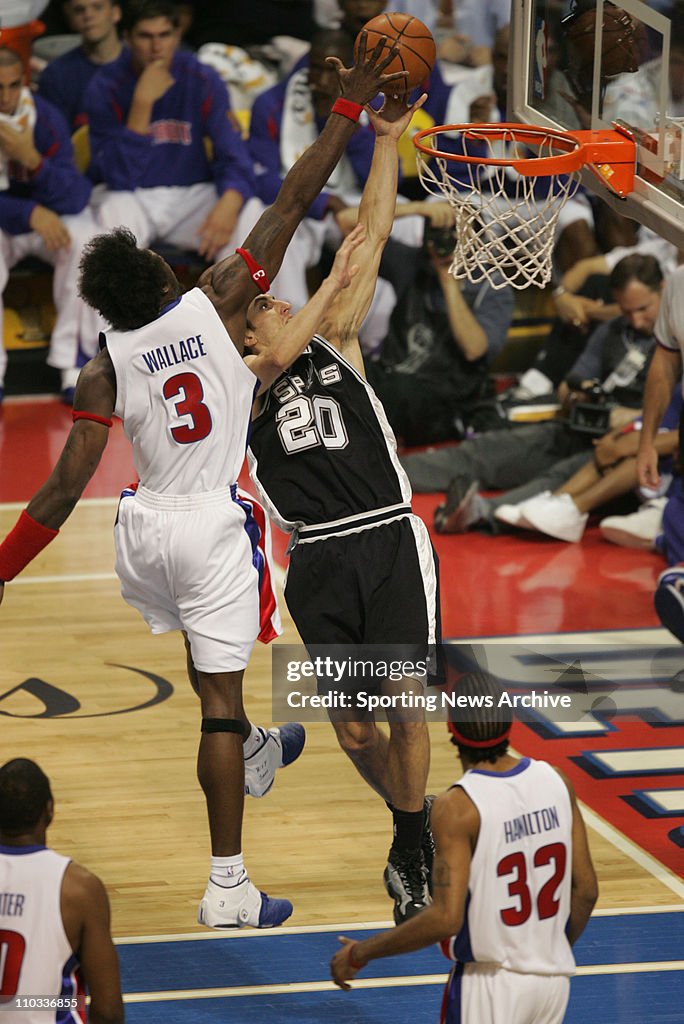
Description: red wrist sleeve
xmin=332 ymin=98 xmax=363 ymax=123
xmin=0 ymin=510 xmax=59 ymax=583
xmin=236 ymin=248 xmax=270 ymax=293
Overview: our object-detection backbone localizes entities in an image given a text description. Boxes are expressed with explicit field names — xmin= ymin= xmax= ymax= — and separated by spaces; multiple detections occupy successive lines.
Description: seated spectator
xmin=402 ymin=253 xmax=665 ymax=504
xmin=493 ymin=394 xmax=680 ymax=542
xmin=0 ymin=45 xmax=97 ymax=402
xmin=83 ymin=0 xmax=259 ymax=267
xmin=37 ymin=0 xmax=122 ymax=131
xmin=363 ymin=212 xmax=513 ymax=444
xmin=524 ymin=216 xmax=679 ymax=391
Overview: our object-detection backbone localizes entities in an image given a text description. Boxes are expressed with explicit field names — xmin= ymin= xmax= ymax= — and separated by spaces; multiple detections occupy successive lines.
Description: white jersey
xmin=0 ymin=845 xmax=84 ymax=1023
xmin=443 ymin=757 xmax=575 ymax=976
xmin=106 ymin=287 xmax=257 ymax=494
xmin=654 ymin=266 xmax=684 ymax=395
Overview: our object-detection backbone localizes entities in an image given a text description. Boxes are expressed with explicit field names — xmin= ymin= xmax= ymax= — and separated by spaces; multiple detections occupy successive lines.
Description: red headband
xmin=447 ymin=720 xmax=512 ymax=748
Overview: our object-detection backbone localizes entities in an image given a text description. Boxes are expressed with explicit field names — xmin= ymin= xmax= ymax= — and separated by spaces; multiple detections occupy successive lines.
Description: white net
xmin=416 ymin=127 xmax=581 ymax=290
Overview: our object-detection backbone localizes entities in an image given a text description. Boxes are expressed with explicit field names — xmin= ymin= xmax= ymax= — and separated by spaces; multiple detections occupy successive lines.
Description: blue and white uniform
xmin=108 ymin=287 xmax=273 ymax=673
xmin=83 ymin=47 xmax=261 ymax=269
xmin=440 ymin=758 xmax=575 ymax=1024
xmin=0 ymin=845 xmax=84 ymax=1024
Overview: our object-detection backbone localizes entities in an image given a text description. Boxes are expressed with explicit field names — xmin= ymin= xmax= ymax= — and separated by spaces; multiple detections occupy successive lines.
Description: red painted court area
xmin=0 ymin=397 xmax=665 ymax=639
xmin=2 ymin=396 xmax=683 ymax=877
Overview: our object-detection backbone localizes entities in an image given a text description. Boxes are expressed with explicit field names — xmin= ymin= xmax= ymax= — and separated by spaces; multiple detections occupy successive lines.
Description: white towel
xmin=280 ymin=67 xmax=358 ymax=195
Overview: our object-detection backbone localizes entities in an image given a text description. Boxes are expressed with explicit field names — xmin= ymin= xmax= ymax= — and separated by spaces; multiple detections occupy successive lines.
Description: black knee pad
xmin=201 ymin=718 xmax=248 ymax=736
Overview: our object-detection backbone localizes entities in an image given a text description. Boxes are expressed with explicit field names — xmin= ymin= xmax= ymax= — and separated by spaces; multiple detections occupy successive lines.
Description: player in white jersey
xmin=331 ymin=671 xmax=598 ymax=1024
xmin=0 ymin=38 xmax=409 ymax=929
xmin=0 ymin=759 xmax=123 ymax=1024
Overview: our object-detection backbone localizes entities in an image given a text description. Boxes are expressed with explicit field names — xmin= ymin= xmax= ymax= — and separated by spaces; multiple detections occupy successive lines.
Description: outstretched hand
xmin=327 ymin=30 xmax=410 ymax=105
xmin=367 ymin=92 xmax=428 ymax=138
xmin=330 ymin=936 xmax=364 ymax=990
xmin=328 ymin=223 xmax=366 ymax=290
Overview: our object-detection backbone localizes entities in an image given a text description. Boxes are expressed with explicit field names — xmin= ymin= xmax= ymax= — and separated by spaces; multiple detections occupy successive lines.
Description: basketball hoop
xmin=413 ymin=122 xmax=636 ymax=290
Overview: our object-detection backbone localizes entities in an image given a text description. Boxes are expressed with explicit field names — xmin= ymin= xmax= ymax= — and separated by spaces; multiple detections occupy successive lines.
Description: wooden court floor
xmin=1 ymin=397 xmax=683 ymax=939
xmin=2 ymin=496 xmax=682 ymax=938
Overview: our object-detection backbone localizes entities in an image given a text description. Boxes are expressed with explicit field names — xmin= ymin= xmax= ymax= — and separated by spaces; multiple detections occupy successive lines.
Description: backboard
xmin=509 ymin=0 xmax=684 ymax=247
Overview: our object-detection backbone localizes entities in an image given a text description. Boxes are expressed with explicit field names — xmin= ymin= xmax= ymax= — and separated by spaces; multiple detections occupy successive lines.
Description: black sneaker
xmin=384 ymin=847 xmax=430 ymax=925
xmin=422 ymin=795 xmax=436 ymax=895
xmin=434 ymin=476 xmax=480 ymax=534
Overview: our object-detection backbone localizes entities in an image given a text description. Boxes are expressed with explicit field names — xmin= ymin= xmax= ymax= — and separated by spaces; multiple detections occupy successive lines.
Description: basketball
xmin=354 ymin=12 xmax=436 ymax=92
xmin=566 ymin=4 xmax=639 ymax=78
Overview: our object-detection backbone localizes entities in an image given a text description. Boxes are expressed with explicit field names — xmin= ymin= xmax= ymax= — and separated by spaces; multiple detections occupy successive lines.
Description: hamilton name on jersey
xmin=141 ymin=333 xmax=207 ymax=374
xmin=504 ymin=804 xmax=562 ymax=844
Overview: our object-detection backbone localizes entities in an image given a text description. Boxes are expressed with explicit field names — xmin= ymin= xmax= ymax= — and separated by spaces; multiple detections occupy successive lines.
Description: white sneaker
xmin=494 ymin=503 xmax=525 ymax=527
xmin=518 ymin=492 xmax=588 ymax=542
xmin=244 ymin=723 xmax=305 ymax=798
xmin=600 ymin=498 xmax=667 ymax=550
xmin=198 ymin=877 xmax=293 ymax=929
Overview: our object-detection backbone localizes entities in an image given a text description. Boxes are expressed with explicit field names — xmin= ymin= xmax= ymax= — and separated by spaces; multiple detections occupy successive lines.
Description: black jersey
xmin=248 ymin=337 xmax=412 ymax=528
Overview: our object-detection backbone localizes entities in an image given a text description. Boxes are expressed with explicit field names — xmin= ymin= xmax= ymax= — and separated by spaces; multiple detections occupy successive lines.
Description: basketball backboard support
xmin=509 ymin=0 xmax=684 ymax=247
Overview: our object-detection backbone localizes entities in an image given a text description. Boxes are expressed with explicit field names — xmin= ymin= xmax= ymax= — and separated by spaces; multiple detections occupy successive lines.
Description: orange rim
xmin=413 ymin=122 xmax=636 ymax=179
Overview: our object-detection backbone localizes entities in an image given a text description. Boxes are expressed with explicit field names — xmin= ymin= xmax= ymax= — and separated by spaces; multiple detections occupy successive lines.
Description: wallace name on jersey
xmin=141 ymin=334 xmax=207 ymax=374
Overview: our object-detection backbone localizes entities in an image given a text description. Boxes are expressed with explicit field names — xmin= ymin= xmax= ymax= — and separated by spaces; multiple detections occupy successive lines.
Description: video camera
xmin=423 ymin=221 xmax=457 ymax=258
xmin=568 ymin=380 xmax=611 ymax=436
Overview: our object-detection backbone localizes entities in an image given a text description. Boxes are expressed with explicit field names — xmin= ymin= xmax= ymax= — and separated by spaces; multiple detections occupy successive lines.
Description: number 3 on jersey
xmin=276 ymin=395 xmax=348 ymax=454
xmin=163 ymin=372 xmax=213 ymax=444
xmin=497 ymin=842 xmax=567 ymax=926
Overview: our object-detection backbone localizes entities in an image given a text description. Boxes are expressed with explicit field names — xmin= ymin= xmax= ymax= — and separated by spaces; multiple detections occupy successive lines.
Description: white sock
xmin=210 ymin=853 xmax=247 ymax=888
xmin=242 ymin=723 xmax=266 ymax=759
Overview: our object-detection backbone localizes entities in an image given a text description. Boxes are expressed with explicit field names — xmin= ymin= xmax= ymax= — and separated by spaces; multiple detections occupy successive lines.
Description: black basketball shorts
xmin=284 ymin=514 xmax=442 ymax=694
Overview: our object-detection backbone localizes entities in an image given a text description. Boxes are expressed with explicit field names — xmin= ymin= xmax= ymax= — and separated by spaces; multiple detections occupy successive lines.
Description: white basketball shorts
xmin=442 ymin=962 xmax=570 ymax=1024
xmin=114 ymin=484 xmax=260 ymax=673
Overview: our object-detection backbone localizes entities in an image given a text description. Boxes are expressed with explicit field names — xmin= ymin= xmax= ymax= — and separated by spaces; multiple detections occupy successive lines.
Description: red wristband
xmin=0 ymin=510 xmax=59 ymax=583
xmin=236 ymin=248 xmax=270 ymax=293
xmin=332 ymin=98 xmax=363 ymax=123
xmin=73 ymin=411 xmax=113 ymax=428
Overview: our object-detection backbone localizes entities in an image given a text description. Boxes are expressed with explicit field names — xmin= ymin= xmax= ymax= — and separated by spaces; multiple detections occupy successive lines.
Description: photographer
xmin=364 ymin=212 xmax=514 ymax=445
xmin=398 ymin=254 xmax=665 ymax=530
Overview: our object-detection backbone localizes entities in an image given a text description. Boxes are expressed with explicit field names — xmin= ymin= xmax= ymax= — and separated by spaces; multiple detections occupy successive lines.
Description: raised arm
xmin=199 ymin=35 xmax=410 ymax=340
xmin=321 ymin=92 xmax=427 ymax=372
xmin=244 ymin=225 xmax=366 ymax=392
xmin=0 ymin=353 xmax=116 ymax=605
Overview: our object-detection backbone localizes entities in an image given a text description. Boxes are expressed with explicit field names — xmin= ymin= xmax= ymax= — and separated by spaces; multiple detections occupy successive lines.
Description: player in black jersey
xmin=244 ymin=93 xmax=440 ymax=924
